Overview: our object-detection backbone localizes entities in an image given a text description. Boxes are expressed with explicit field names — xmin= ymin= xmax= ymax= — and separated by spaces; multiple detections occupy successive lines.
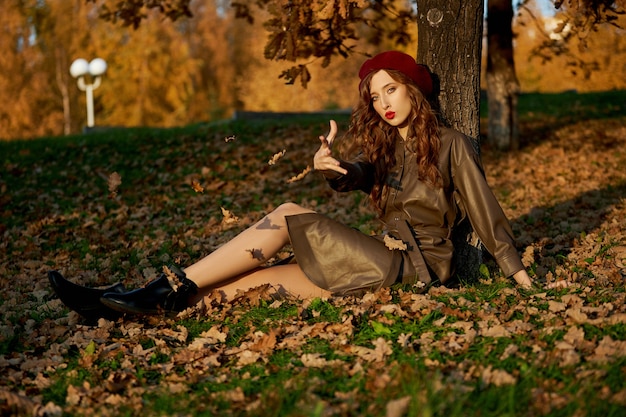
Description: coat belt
xmin=381 ymin=219 xmax=431 ymax=289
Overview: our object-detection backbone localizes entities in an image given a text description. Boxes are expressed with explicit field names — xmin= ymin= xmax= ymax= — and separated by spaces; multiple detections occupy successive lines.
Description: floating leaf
xmin=108 ymin=171 xmax=122 ymax=197
xmin=268 ymin=149 xmax=286 ymax=165
xmin=287 ymin=165 xmax=312 ymax=183
xmin=221 ymin=206 xmax=240 ymax=225
xmin=191 ymin=179 xmax=204 ymax=193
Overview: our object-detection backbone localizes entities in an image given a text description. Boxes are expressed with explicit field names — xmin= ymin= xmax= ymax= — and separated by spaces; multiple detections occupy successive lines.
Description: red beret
xmin=359 ymin=51 xmax=433 ymax=97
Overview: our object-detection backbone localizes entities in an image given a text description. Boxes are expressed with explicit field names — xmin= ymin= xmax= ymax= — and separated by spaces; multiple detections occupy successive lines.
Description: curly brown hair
xmin=341 ymin=69 xmax=443 ymax=215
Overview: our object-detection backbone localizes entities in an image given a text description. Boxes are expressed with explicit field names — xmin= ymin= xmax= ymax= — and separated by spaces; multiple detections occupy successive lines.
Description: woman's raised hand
xmin=313 ymin=120 xmax=348 ymax=175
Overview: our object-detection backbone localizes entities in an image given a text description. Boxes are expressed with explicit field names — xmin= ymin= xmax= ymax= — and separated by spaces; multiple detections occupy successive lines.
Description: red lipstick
xmin=385 ymin=111 xmax=395 ymax=120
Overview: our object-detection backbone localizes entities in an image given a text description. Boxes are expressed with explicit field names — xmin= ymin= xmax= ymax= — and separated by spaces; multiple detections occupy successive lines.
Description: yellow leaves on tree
xmin=312 ymin=0 xmax=371 ymax=20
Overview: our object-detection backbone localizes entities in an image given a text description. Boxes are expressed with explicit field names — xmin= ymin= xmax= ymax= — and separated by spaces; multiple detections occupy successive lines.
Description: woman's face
xmin=369 ymin=70 xmax=412 ymax=137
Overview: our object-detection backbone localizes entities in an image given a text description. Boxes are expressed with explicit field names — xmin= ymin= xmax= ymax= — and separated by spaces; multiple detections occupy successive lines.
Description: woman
xmin=49 ymin=51 xmax=532 ymax=321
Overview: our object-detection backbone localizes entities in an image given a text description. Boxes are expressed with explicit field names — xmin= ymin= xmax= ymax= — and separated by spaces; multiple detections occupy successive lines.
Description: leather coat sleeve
xmin=321 ymin=158 xmax=375 ymax=194
xmin=451 ymin=135 xmax=525 ymax=277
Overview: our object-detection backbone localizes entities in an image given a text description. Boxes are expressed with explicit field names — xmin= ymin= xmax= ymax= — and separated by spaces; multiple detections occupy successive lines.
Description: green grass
xmin=479 ymin=89 xmax=626 ymax=121
xmin=517 ymin=90 xmax=626 ymax=121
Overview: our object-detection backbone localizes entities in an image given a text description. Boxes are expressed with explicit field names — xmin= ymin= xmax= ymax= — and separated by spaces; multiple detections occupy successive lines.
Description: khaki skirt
xmin=286 ymin=213 xmax=414 ymax=295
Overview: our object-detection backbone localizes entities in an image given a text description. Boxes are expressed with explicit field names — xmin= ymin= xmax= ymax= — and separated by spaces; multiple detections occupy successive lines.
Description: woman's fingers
xmin=318 ymin=158 xmax=348 ymax=174
xmin=326 ymin=120 xmax=338 ymax=147
xmin=318 ymin=120 xmax=338 ymax=148
xmin=512 ymin=269 xmax=532 ymax=288
xmin=313 ymin=149 xmax=339 ymax=170
xmin=313 ymin=120 xmax=347 ymax=174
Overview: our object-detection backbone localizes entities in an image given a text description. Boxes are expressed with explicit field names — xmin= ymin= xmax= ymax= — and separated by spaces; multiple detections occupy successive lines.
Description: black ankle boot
xmin=48 ymin=271 xmax=127 ymax=322
xmin=100 ymin=265 xmax=198 ymax=315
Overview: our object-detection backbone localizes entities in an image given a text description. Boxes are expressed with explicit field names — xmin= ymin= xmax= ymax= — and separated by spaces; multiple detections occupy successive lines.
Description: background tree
xmin=484 ymin=0 xmax=624 ymax=150
xmin=183 ymin=0 xmax=240 ymax=120
xmin=34 ymin=0 xmax=97 ymax=135
xmin=522 ymin=0 xmax=625 ymax=78
xmin=416 ymin=0 xmax=484 ymax=140
xmin=0 ymin=2 xmax=62 ymax=139
xmin=2 ymin=0 xmax=624 ymax=140
xmin=90 ymin=11 xmax=202 ymax=127
xmin=486 ymin=0 xmax=519 ymax=151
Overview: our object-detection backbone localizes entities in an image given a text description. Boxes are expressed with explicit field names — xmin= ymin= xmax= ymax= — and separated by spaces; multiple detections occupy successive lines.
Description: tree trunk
xmin=55 ymin=46 xmax=71 ymax=135
xmin=486 ymin=0 xmax=520 ymax=150
xmin=417 ymin=0 xmax=485 ymax=281
xmin=417 ymin=0 xmax=484 ymax=143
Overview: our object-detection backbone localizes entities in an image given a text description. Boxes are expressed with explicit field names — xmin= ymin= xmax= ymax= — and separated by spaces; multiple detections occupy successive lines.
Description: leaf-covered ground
xmin=1 ymin=97 xmax=626 ymax=416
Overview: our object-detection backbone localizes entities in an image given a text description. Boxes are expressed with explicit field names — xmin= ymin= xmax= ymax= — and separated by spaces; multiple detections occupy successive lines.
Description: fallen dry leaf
xmin=350 ymin=337 xmax=393 ymax=362
xmin=385 ymin=396 xmax=411 ymax=417
xmin=221 ymin=206 xmax=240 ymax=226
xmin=383 ymin=234 xmax=407 ymax=251
xmin=191 ymin=179 xmax=204 ymax=193
xmin=481 ymin=366 xmax=517 ymax=386
xmin=248 ymin=329 xmax=278 ymax=354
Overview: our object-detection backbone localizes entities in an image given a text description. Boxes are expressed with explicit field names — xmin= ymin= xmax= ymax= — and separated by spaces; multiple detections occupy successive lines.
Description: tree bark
xmin=486 ymin=0 xmax=520 ymax=150
xmin=417 ymin=0 xmax=484 ymax=143
xmin=417 ymin=0 xmax=485 ymax=281
xmin=54 ymin=46 xmax=71 ymax=136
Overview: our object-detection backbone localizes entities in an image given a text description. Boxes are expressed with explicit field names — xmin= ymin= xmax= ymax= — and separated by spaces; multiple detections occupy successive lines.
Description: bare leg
xmin=184 ymin=202 xmax=314 ymax=289
xmin=96 ymin=202 xmax=323 ymax=316
xmin=195 ymin=264 xmax=331 ymax=302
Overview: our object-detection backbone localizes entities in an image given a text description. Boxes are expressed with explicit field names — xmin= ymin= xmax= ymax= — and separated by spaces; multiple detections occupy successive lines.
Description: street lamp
xmin=70 ymin=58 xmax=107 ymax=128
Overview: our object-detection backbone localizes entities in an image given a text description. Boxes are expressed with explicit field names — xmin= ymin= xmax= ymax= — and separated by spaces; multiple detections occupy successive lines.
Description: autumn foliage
xmin=1 ymin=0 xmax=625 ymax=141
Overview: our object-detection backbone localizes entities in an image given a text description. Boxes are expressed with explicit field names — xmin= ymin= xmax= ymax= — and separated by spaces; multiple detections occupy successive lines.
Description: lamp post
xmin=70 ymin=58 xmax=107 ymax=128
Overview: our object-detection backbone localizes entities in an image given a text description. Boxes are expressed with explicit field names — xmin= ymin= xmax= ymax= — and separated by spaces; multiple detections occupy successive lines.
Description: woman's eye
xmin=371 ymin=96 xmax=379 ymax=102
xmin=387 ymin=87 xmax=396 ymax=94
